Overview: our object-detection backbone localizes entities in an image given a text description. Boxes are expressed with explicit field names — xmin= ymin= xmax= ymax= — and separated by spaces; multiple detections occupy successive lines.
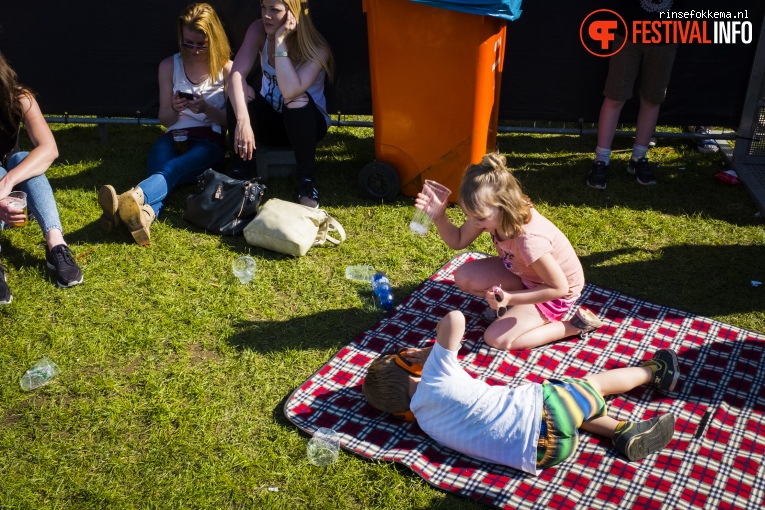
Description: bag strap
xmin=312 ymin=213 xmax=346 ymax=247
xmin=324 ymin=216 xmax=346 ymax=246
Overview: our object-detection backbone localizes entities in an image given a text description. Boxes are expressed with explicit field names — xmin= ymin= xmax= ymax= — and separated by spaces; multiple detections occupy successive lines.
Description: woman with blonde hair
xmin=98 ymin=2 xmax=232 ymax=245
xmin=229 ymin=0 xmax=334 ymax=208
xmin=0 ymin=51 xmax=83 ymax=304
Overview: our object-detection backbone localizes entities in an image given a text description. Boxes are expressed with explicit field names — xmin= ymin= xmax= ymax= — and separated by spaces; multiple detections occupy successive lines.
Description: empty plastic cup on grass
xmin=20 ymin=356 xmax=61 ymax=391
xmin=345 ymin=264 xmax=375 ymax=283
xmin=232 ymin=256 xmax=256 ymax=284
xmin=307 ymin=427 xmax=341 ymax=466
xmin=410 ymin=180 xmax=451 ymax=236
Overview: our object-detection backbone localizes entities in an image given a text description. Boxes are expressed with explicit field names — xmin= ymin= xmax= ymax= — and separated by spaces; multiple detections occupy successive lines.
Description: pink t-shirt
xmin=492 ymin=208 xmax=584 ymax=304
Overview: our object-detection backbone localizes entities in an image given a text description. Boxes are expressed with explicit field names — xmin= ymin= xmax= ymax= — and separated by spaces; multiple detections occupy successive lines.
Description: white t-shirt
xmin=168 ymin=53 xmax=226 ymax=134
xmin=409 ymin=343 xmax=543 ymax=475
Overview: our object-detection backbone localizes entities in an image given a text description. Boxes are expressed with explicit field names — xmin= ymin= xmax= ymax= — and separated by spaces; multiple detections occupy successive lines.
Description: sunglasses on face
xmin=181 ymin=42 xmax=208 ymax=51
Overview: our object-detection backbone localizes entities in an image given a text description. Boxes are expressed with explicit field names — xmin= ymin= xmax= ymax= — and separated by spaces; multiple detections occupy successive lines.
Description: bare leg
xmin=44 ymin=228 xmax=66 ymax=250
xmin=580 ymin=415 xmax=620 ymax=439
xmin=454 ymin=257 xmax=524 ymax=298
xmin=484 ymin=305 xmax=588 ymax=351
xmin=634 ymin=97 xmax=661 ymax=147
xmin=596 ymin=97 xmax=626 ymax=149
xmin=586 ymin=366 xmax=653 ymax=396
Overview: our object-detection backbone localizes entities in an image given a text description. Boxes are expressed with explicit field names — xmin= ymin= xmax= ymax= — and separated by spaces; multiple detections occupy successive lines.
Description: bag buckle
xmin=214 ymin=183 xmax=224 ymax=200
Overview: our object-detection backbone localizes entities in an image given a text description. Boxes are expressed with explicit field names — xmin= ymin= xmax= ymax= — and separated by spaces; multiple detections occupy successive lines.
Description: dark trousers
xmin=226 ymin=93 xmax=328 ymax=181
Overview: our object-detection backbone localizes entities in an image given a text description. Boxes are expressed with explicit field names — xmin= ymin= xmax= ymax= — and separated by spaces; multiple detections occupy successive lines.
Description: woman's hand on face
xmin=274 ymin=9 xmax=296 ymax=45
xmin=234 ymin=120 xmax=256 ymax=160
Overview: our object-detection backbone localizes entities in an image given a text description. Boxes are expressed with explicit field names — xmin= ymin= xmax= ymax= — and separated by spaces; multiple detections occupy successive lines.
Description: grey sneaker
xmin=627 ymin=157 xmax=657 ymax=185
xmin=0 ymin=263 xmax=11 ymax=305
xmin=570 ymin=307 xmax=603 ymax=334
xmin=587 ymin=161 xmax=608 ymax=189
xmin=612 ymin=414 xmax=675 ymax=461
xmin=643 ymin=348 xmax=680 ymax=392
xmin=46 ymin=244 xmax=84 ymax=288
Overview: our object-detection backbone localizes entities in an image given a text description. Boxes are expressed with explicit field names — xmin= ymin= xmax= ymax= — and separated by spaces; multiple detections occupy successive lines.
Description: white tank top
xmin=168 ymin=53 xmax=226 ymax=133
xmin=259 ymin=39 xmax=330 ymax=127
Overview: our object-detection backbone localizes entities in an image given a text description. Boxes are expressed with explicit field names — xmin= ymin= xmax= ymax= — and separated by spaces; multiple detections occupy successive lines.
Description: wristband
xmin=274 ymin=51 xmax=289 ymax=57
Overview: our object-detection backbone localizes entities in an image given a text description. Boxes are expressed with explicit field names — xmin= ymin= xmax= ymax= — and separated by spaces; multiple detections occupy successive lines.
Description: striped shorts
xmin=536 ymin=378 xmax=607 ymax=469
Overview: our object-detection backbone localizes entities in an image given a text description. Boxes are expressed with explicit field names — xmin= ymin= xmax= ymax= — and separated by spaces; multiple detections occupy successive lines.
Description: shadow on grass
xmin=581 ymin=243 xmax=765 ymax=319
xmin=225 ymin=307 xmax=381 ymax=352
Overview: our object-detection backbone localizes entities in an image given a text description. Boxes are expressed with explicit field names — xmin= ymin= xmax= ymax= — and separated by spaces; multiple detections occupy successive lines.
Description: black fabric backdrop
xmin=0 ymin=0 xmax=761 ymax=127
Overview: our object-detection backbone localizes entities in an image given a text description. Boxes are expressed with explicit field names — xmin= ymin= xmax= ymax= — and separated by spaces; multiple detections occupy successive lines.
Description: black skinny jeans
xmin=226 ymin=93 xmax=328 ymax=181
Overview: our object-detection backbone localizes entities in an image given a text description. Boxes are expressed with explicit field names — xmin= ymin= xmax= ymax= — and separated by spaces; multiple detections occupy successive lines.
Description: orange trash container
xmin=359 ymin=0 xmax=507 ymax=202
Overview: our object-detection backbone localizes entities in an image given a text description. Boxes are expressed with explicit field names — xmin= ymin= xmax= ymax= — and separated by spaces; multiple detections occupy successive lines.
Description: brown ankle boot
xmin=98 ymin=185 xmax=121 ymax=231
xmin=118 ymin=188 xmax=154 ymax=246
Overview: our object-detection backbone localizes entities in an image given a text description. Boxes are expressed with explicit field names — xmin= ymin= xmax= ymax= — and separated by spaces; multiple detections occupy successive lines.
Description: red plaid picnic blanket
xmin=284 ymin=252 xmax=765 ymax=509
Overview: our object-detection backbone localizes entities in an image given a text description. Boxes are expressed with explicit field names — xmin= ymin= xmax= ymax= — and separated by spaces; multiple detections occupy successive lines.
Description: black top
xmin=0 ymin=116 xmax=20 ymax=166
xmin=617 ymin=0 xmax=686 ymax=36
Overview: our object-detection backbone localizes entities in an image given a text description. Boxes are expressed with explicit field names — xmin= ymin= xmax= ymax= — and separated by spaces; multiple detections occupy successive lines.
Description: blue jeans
xmin=139 ymin=135 xmax=224 ymax=216
xmin=0 ymin=151 xmax=63 ymax=235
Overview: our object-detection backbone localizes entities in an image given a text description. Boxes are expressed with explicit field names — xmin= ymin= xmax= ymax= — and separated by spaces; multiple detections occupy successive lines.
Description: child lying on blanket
xmin=362 ymin=310 xmax=679 ymax=475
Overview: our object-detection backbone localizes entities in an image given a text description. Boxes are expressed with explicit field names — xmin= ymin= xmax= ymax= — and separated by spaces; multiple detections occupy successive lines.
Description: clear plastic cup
xmin=345 ymin=264 xmax=374 ymax=283
xmin=307 ymin=427 xmax=341 ymax=466
xmin=232 ymin=256 xmax=256 ymax=284
xmin=410 ymin=180 xmax=451 ymax=236
xmin=1 ymin=191 xmax=28 ymax=227
xmin=173 ymin=129 xmax=188 ymax=154
xmin=20 ymin=356 xmax=60 ymax=391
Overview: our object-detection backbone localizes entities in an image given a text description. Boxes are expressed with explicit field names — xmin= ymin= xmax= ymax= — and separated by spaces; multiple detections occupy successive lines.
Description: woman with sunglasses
xmin=229 ymin=0 xmax=334 ymax=208
xmin=98 ymin=2 xmax=231 ymax=245
xmin=0 ymin=51 xmax=84 ymax=304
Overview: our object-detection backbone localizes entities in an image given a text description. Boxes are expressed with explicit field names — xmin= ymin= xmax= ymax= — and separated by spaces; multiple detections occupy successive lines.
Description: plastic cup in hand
xmin=20 ymin=356 xmax=61 ymax=391
xmin=1 ymin=190 xmax=28 ymax=227
xmin=232 ymin=256 xmax=256 ymax=284
xmin=410 ymin=180 xmax=451 ymax=236
xmin=307 ymin=427 xmax=341 ymax=466
xmin=173 ymin=129 xmax=188 ymax=154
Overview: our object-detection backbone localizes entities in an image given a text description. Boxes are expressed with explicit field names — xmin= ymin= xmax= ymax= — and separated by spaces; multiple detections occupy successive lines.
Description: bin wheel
xmin=359 ymin=161 xmax=400 ymax=202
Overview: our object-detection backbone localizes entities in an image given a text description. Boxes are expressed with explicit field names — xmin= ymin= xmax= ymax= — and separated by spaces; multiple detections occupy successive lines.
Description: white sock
xmin=595 ymin=146 xmax=611 ymax=165
xmin=631 ymin=144 xmax=649 ymax=161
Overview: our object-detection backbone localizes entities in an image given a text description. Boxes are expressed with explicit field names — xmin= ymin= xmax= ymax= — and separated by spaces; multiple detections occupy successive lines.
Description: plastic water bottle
xmin=20 ymin=356 xmax=61 ymax=391
xmin=371 ymin=272 xmax=394 ymax=311
xmin=345 ymin=264 xmax=374 ymax=283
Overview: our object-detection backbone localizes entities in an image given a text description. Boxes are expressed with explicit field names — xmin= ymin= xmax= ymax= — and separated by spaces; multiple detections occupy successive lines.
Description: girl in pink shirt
xmin=416 ymin=152 xmax=602 ymax=350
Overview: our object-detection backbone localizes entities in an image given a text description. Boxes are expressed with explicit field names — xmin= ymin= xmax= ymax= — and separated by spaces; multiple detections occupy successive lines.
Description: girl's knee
xmin=483 ymin=327 xmax=516 ymax=351
xmin=453 ymin=266 xmax=472 ymax=292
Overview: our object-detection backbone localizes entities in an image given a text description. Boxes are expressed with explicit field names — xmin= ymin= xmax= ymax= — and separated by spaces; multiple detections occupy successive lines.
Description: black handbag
xmin=183 ymin=168 xmax=266 ymax=235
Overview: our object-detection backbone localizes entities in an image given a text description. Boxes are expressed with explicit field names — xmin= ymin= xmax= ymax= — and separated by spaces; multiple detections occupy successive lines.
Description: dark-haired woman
xmin=0 ymin=51 xmax=83 ymax=304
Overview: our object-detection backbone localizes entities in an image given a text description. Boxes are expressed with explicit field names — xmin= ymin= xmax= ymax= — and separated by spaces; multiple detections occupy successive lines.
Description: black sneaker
xmin=587 ymin=161 xmax=608 ymax=189
xmin=0 ymin=263 xmax=11 ymax=305
xmin=627 ymin=157 xmax=657 ymax=185
xmin=612 ymin=414 xmax=675 ymax=461
xmin=45 ymin=244 xmax=83 ymax=288
xmin=297 ymin=178 xmax=320 ymax=208
xmin=642 ymin=348 xmax=680 ymax=392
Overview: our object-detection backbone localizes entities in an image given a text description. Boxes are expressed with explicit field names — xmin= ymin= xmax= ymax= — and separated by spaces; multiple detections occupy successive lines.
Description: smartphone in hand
xmin=177 ymin=91 xmax=195 ymax=100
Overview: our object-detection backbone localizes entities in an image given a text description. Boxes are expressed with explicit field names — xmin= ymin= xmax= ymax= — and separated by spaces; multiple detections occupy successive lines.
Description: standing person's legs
xmin=589 ymin=35 xmax=641 ymax=189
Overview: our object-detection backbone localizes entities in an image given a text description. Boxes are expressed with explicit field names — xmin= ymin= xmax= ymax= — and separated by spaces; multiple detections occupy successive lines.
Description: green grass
xmin=1 ymin=121 xmax=763 ymax=508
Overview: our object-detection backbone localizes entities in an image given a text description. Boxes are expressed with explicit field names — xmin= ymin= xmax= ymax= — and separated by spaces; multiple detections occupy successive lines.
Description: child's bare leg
xmin=496 ymin=318 xmax=586 ymax=350
xmin=454 ymin=257 xmax=524 ymax=298
xmin=580 ymin=415 xmax=620 ymax=439
xmin=435 ymin=310 xmax=467 ymax=351
xmin=586 ymin=367 xmax=653 ymax=396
